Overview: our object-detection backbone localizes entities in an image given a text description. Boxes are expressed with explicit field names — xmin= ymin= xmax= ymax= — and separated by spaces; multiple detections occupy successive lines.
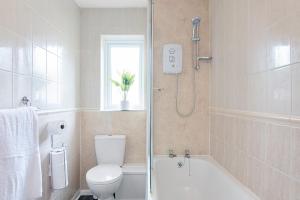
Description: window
xmin=101 ymin=35 xmax=145 ymax=111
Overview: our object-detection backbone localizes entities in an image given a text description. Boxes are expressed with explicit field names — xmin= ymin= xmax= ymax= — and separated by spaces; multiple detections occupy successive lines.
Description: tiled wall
xmin=153 ymin=0 xmax=210 ymax=155
xmin=0 ymin=0 xmax=81 ymax=199
xmin=210 ymin=0 xmax=300 ymax=199
xmin=0 ymin=0 xmax=80 ymax=109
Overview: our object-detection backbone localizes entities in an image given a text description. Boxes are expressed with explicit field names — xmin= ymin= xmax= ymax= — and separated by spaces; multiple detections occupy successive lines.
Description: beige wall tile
xmin=235 ymin=118 xmax=249 ymax=152
xmin=247 ymin=157 xmax=265 ymax=198
xmin=223 ymin=115 xmax=236 ymax=146
xmin=290 ymin=178 xmax=300 ymax=200
xmin=291 ymin=128 xmax=300 ymax=180
xmin=223 ymin=143 xmax=237 ymax=175
xmin=248 ymin=120 xmax=267 ymax=161
xmin=215 ymin=114 xmax=225 ymax=140
xmin=235 ymin=150 xmax=248 ymax=184
xmin=211 ymin=136 xmax=225 ymax=166
xmin=266 ymin=124 xmax=292 ymax=173
xmin=262 ymin=166 xmax=290 ymax=200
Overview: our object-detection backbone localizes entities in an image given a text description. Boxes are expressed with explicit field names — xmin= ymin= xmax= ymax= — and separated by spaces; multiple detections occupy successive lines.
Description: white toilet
xmin=86 ymin=135 xmax=126 ymax=200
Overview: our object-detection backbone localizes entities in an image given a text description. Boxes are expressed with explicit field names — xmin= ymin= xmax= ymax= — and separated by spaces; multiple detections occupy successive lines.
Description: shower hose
xmin=175 ymin=42 xmax=199 ymax=117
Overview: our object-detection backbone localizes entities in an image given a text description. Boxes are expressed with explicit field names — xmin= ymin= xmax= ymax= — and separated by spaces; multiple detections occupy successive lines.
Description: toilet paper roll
xmin=50 ymin=147 xmax=68 ymax=189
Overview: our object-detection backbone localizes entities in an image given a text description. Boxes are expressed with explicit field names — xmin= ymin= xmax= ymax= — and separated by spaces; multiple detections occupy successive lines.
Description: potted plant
xmin=111 ymin=71 xmax=135 ymax=110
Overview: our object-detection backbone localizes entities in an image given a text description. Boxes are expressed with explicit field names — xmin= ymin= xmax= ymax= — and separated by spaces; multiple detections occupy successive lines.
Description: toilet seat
xmin=86 ymin=164 xmax=122 ymax=185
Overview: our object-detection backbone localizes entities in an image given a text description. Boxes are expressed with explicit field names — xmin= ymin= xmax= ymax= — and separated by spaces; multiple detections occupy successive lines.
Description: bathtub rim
xmin=149 ymin=155 xmax=260 ymax=200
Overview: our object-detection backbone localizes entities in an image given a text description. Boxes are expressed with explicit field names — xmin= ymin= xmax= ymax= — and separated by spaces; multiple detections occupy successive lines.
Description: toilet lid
xmin=86 ymin=164 xmax=122 ymax=185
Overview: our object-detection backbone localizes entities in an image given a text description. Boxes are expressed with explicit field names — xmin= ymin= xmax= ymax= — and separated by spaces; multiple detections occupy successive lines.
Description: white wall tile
xmin=13 ymin=36 xmax=32 ymax=75
xmin=57 ymin=57 xmax=62 ymax=82
xmin=33 ymin=46 xmax=46 ymax=78
xmin=247 ymin=30 xmax=268 ymax=74
xmin=25 ymin=0 xmax=47 ymax=18
xmin=0 ymin=0 xmax=16 ymax=31
xmin=267 ymin=67 xmax=291 ymax=114
xmin=0 ymin=0 xmax=80 ymax=111
xmin=46 ymin=51 xmax=58 ymax=81
xmin=267 ymin=0 xmax=288 ymax=26
xmin=0 ymin=70 xmax=13 ymax=108
xmin=288 ymin=0 xmax=300 ymax=14
xmin=32 ymin=12 xmax=47 ymax=49
xmin=16 ymin=0 xmax=32 ymax=40
xmin=0 ymin=28 xmax=14 ymax=71
xmin=13 ymin=74 xmax=31 ymax=107
xmin=248 ymin=72 xmax=268 ymax=112
xmin=290 ymin=15 xmax=300 ymax=64
xmin=46 ymin=25 xmax=58 ymax=55
xmin=46 ymin=81 xmax=58 ymax=107
xmin=31 ymin=77 xmax=46 ymax=108
xmin=292 ymin=64 xmax=300 ymax=115
xmin=267 ymin=20 xmax=291 ymax=69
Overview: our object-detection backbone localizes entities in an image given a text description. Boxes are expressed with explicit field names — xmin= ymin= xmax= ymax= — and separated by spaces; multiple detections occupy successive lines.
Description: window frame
xmin=101 ymin=35 xmax=145 ymax=111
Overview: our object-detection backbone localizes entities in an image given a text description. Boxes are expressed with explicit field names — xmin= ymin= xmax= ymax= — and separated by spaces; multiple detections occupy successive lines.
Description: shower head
xmin=192 ymin=16 xmax=201 ymax=40
xmin=192 ymin=16 xmax=201 ymax=26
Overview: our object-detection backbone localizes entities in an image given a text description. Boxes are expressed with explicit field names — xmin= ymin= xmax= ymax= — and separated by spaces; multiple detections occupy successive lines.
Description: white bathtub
xmin=151 ymin=156 xmax=259 ymax=200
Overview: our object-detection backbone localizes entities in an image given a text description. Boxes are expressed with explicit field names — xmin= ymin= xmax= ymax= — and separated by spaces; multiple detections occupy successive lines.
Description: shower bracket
xmin=197 ymin=56 xmax=213 ymax=61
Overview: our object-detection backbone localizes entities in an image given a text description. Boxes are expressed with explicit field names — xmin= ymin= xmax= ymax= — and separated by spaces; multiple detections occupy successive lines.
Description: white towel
xmin=0 ymin=107 xmax=42 ymax=200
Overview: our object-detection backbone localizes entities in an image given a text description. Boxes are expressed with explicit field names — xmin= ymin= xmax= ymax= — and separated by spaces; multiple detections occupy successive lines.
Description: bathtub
xmin=151 ymin=156 xmax=259 ymax=200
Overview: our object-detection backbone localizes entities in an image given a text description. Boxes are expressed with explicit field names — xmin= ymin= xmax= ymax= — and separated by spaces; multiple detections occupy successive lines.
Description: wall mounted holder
xmin=197 ymin=56 xmax=213 ymax=61
xmin=21 ymin=96 xmax=31 ymax=106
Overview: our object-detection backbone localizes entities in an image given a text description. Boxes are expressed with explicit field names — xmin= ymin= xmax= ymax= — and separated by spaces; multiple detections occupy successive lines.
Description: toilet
xmin=86 ymin=135 xmax=126 ymax=200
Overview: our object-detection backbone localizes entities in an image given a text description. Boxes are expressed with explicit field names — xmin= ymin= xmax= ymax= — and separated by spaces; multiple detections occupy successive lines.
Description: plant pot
xmin=120 ymin=100 xmax=129 ymax=110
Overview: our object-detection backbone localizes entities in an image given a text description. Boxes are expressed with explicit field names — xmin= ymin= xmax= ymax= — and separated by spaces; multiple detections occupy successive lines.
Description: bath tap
xmin=184 ymin=149 xmax=191 ymax=158
xmin=168 ymin=149 xmax=177 ymax=158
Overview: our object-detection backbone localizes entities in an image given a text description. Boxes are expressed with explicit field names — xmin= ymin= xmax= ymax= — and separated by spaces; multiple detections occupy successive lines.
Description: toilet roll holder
xmin=49 ymin=146 xmax=68 ymax=190
xmin=47 ymin=121 xmax=66 ymax=148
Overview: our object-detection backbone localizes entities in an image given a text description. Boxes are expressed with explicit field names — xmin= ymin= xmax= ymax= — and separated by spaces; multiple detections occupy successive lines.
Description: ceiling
xmin=74 ymin=0 xmax=148 ymax=8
